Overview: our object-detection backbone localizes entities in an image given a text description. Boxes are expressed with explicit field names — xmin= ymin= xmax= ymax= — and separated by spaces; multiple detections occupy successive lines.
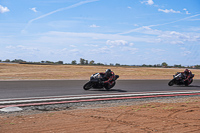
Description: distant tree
xmin=115 ymin=63 xmax=120 ymax=66
xmin=0 ymin=59 xmax=1 ymax=62
xmin=71 ymin=60 xmax=77 ymax=65
xmin=41 ymin=61 xmax=45 ymax=63
xmin=96 ymin=63 xmax=104 ymax=65
xmin=4 ymin=59 xmax=10 ymax=62
xmin=162 ymin=62 xmax=168 ymax=67
xmin=85 ymin=60 xmax=88 ymax=65
xmin=109 ymin=63 xmax=114 ymax=66
xmin=157 ymin=64 xmax=161 ymax=67
xmin=154 ymin=64 xmax=161 ymax=67
xmin=12 ymin=59 xmax=24 ymax=63
xmin=80 ymin=58 xmax=85 ymax=65
xmin=142 ymin=64 xmax=147 ymax=67
xmin=195 ymin=65 xmax=200 ymax=69
xmin=174 ymin=64 xmax=182 ymax=68
xmin=89 ymin=60 xmax=95 ymax=65
xmin=45 ymin=61 xmax=54 ymax=64
xmin=56 ymin=61 xmax=63 ymax=64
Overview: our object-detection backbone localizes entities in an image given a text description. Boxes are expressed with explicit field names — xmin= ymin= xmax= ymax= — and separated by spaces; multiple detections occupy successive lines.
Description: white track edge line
xmin=1 ymin=91 xmax=200 ymax=104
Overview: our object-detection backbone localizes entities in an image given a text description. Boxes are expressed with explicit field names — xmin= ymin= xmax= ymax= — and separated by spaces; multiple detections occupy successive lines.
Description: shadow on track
xmin=89 ymin=89 xmax=127 ymax=92
xmin=172 ymin=85 xmax=200 ymax=88
xmin=186 ymin=85 xmax=200 ymax=88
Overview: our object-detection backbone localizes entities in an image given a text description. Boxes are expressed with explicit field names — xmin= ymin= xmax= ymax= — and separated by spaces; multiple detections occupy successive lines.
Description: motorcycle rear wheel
xmin=83 ymin=82 xmax=93 ymax=90
xmin=184 ymin=80 xmax=189 ymax=86
xmin=104 ymin=82 xmax=116 ymax=91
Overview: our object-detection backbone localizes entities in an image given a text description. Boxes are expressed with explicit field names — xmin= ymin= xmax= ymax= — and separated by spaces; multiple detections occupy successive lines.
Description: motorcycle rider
xmin=100 ymin=69 xmax=118 ymax=89
xmin=181 ymin=69 xmax=194 ymax=85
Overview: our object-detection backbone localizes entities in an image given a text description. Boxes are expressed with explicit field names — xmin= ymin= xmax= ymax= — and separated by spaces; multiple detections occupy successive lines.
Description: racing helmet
xmin=105 ymin=69 xmax=111 ymax=77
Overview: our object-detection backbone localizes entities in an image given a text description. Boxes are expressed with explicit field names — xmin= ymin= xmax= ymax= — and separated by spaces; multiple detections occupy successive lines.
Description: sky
xmin=0 ymin=0 xmax=200 ymax=66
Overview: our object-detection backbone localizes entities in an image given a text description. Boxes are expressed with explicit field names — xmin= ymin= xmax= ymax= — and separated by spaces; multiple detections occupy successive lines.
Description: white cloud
xmin=30 ymin=29 xmax=199 ymax=54
xmin=90 ymin=46 xmax=110 ymax=54
xmin=90 ymin=24 xmax=100 ymax=28
xmin=189 ymin=27 xmax=200 ymax=31
xmin=121 ymin=26 xmax=161 ymax=35
xmin=6 ymin=45 xmax=17 ymax=49
xmin=23 ymin=0 xmax=99 ymax=31
xmin=189 ymin=19 xmax=200 ymax=21
xmin=129 ymin=43 xmax=134 ymax=46
xmin=70 ymin=49 xmax=79 ymax=52
xmin=60 ymin=48 xmax=81 ymax=56
xmin=141 ymin=0 xmax=154 ymax=5
xmin=158 ymin=9 xmax=181 ymax=13
xmin=122 ymin=47 xmax=138 ymax=54
xmin=180 ymin=47 xmax=186 ymax=50
xmin=119 ymin=13 xmax=200 ymax=41
xmin=169 ymin=31 xmax=191 ymax=41
xmin=0 ymin=5 xmax=10 ymax=13
xmin=69 ymin=45 xmax=76 ymax=47
xmin=121 ymin=24 xmax=200 ymax=44
xmin=151 ymin=48 xmax=165 ymax=53
xmin=183 ymin=8 xmax=190 ymax=15
xmin=159 ymin=30 xmax=200 ymax=44
xmin=30 ymin=7 xmax=38 ymax=12
xmin=185 ymin=11 xmax=190 ymax=15
xmin=17 ymin=45 xmax=40 ymax=51
xmin=6 ymin=45 xmax=40 ymax=51
xmin=84 ymin=44 xmax=98 ymax=47
xmin=181 ymin=50 xmax=191 ymax=56
xmin=170 ymin=41 xmax=184 ymax=45
xmin=44 ymin=31 xmax=147 ymax=43
xmin=107 ymin=40 xmax=128 ymax=46
xmin=127 ymin=6 xmax=132 ymax=9
xmin=106 ymin=40 xmax=134 ymax=47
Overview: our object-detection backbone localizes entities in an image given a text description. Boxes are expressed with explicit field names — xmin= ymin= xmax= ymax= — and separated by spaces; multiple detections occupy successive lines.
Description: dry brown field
xmin=0 ymin=63 xmax=200 ymax=80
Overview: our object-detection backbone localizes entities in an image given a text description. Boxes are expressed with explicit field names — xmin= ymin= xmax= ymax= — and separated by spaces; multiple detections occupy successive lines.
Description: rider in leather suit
xmin=100 ymin=69 xmax=118 ymax=89
xmin=182 ymin=69 xmax=194 ymax=85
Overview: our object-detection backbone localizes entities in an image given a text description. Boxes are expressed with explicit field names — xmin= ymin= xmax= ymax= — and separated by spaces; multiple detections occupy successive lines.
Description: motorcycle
xmin=168 ymin=72 xmax=194 ymax=86
xmin=83 ymin=73 xmax=119 ymax=90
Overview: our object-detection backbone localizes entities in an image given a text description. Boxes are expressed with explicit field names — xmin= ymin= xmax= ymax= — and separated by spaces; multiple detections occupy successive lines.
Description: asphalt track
xmin=1 ymin=80 xmax=200 ymax=99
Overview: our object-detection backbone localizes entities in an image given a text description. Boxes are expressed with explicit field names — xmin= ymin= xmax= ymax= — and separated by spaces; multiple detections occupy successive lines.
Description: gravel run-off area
xmin=0 ymin=96 xmax=200 ymax=133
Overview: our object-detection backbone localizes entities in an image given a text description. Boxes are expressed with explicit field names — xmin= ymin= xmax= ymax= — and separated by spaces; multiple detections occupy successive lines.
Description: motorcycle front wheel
xmin=168 ymin=79 xmax=174 ymax=86
xmin=83 ymin=81 xmax=93 ymax=90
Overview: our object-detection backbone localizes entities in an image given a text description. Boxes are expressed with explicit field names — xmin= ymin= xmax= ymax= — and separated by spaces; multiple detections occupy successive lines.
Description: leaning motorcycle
xmin=168 ymin=72 xmax=194 ymax=86
xmin=83 ymin=73 xmax=119 ymax=90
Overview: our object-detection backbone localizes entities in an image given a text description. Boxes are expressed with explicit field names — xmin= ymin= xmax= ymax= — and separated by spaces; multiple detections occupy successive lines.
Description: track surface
xmin=1 ymin=80 xmax=200 ymax=99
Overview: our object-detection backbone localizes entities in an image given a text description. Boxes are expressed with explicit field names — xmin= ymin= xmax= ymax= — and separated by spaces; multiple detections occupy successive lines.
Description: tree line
xmin=0 ymin=58 xmax=200 ymax=69
xmin=0 ymin=59 xmax=64 ymax=65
